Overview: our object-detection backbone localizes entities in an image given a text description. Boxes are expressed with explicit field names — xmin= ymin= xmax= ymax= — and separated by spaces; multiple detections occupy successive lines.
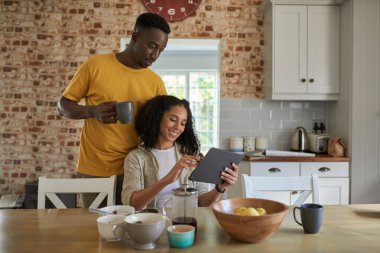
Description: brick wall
xmin=0 ymin=0 xmax=263 ymax=195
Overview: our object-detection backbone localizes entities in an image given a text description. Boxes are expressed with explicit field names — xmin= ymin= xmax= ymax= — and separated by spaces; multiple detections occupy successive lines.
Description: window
xmin=121 ymin=39 xmax=220 ymax=154
xmin=157 ymin=70 xmax=219 ymax=154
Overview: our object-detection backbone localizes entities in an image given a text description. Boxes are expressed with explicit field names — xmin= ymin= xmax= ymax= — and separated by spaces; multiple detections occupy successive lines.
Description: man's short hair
xmin=134 ymin=13 xmax=171 ymax=34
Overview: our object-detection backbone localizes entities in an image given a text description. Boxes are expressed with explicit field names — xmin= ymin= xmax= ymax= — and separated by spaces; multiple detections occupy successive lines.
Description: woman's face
xmin=157 ymin=105 xmax=188 ymax=148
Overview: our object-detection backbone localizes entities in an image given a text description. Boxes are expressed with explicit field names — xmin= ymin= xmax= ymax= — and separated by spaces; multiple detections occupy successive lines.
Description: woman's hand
xmin=162 ymin=155 xmax=199 ymax=184
xmin=218 ymin=163 xmax=239 ymax=192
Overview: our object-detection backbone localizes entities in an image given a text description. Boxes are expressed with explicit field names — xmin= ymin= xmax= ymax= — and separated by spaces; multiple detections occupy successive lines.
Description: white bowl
xmin=100 ymin=205 xmax=135 ymax=215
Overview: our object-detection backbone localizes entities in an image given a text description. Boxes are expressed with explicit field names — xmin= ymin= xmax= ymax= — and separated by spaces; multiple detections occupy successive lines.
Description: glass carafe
xmin=163 ymin=185 xmax=198 ymax=230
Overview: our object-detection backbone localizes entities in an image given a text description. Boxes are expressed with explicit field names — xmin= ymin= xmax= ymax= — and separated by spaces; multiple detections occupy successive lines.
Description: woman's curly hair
xmin=134 ymin=95 xmax=200 ymax=155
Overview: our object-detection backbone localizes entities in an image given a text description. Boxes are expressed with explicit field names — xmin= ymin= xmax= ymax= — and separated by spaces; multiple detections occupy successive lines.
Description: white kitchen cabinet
xmin=228 ymin=161 xmax=349 ymax=205
xmin=301 ymin=162 xmax=349 ymax=204
xmin=261 ymin=0 xmax=341 ymax=100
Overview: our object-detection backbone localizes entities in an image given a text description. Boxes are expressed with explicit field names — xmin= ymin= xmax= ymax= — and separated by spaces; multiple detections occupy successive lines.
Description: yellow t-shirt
xmin=63 ymin=54 xmax=167 ymax=176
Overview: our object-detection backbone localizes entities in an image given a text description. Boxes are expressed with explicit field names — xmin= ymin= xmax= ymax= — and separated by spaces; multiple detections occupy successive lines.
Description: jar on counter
xmin=243 ymin=137 xmax=255 ymax=152
xmin=255 ymin=137 xmax=268 ymax=151
xmin=229 ymin=137 xmax=243 ymax=152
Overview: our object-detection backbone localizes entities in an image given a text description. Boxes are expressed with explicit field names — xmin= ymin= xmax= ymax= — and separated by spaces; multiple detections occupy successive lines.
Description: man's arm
xmin=58 ymin=96 xmax=118 ymax=124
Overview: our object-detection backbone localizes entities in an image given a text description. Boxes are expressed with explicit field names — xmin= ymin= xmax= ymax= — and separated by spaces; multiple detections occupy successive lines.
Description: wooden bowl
xmin=211 ymin=198 xmax=288 ymax=243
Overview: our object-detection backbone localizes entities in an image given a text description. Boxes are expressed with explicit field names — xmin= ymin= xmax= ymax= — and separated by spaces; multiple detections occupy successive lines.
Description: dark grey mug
xmin=293 ymin=203 xmax=323 ymax=234
xmin=115 ymin=101 xmax=133 ymax=124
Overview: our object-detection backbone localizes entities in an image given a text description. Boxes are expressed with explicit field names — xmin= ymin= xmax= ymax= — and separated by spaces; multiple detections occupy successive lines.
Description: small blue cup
xmin=167 ymin=225 xmax=195 ymax=248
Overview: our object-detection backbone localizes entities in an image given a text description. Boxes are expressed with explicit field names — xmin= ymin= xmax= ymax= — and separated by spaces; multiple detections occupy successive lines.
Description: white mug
xmin=97 ymin=214 xmax=126 ymax=242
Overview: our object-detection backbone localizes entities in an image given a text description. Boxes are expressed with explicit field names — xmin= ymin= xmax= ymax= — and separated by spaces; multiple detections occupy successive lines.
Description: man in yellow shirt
xmin=58 ymin=13 xmax=170 ymax=207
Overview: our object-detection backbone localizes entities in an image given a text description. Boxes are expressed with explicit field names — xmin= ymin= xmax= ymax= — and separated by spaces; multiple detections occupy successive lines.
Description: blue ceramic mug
xmin=167 ymin=225 xmax=195 ymax=248
xmin=293 ymin=203 xmax=323 ymax=234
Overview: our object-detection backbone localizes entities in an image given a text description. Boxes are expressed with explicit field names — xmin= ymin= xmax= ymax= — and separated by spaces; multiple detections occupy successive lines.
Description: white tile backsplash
xmin=219 ymin=98 xmax=326 ymax=150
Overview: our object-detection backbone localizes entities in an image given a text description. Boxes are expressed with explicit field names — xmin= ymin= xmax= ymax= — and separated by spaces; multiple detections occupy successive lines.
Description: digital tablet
xmin=188 ymin=147 xmax=244 ymax=185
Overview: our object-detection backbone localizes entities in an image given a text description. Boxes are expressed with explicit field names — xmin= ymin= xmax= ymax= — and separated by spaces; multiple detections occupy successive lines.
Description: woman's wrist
xmin=215 ymin=184 xmax=226 ymax=193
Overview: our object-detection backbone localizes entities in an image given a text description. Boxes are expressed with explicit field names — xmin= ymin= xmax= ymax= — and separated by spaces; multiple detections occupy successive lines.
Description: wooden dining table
xmin=1 ymin=204 xmax=380 ymax=253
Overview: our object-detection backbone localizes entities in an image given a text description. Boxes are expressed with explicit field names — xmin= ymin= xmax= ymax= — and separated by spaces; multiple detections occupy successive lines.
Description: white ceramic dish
xmin=100 ymin=205 xmax=135 ymax=215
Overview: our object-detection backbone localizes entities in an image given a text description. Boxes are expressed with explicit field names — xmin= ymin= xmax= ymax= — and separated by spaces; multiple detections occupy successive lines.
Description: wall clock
xmin=142 ymin=0 xmax=201 ymax=22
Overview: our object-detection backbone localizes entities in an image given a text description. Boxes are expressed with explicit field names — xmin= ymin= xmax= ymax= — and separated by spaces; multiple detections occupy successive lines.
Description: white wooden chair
xmin=37 ymin=175 xmax=117 ymax=209
xmin=241 ymin=174 xmax=320 ymax=206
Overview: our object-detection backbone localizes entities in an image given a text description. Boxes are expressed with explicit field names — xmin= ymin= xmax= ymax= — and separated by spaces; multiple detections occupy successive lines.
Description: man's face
xmin=130 ymin=28 xmax=168 ymax=69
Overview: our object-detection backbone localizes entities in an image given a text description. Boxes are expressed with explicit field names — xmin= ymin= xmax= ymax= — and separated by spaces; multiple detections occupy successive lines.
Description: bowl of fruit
xmin=211 ymin=198 xmax=288 ymax=243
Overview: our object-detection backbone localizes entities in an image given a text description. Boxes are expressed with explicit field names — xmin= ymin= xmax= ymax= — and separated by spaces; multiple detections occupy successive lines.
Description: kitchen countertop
xmin=244 ymin=155 xmax=350 ymax=162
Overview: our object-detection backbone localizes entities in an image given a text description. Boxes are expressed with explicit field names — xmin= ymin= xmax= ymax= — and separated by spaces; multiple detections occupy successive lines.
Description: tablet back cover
xmin=188 ymin=148 xmax=244 ymax=185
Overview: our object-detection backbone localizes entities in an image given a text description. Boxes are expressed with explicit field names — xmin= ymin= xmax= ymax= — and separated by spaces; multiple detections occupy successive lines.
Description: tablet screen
xmin=188 ymin=147 xmax=244 ymax=185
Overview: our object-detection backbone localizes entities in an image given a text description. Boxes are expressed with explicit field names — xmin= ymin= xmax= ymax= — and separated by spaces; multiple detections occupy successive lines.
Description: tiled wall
xmin=219 ymin=98 xmax=326 ymax=151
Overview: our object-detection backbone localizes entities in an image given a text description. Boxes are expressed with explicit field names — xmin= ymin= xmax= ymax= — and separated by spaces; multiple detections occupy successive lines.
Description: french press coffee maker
xmin=163 ymin=184 xmax=199 ymax=230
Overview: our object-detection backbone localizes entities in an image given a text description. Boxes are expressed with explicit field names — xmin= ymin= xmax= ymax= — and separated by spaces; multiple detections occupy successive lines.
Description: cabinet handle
xmin=291 ymin=191 xmax=298 ymax=195
xmin=318 ymin=167 xmax=331 ymax=172
xmin=268 ymin=167 xmax=281 ymax=173
xmin=301 ymin=78 xmax=306 ymax=83
xmin=309 ymin=78 xmax=314 ymax=83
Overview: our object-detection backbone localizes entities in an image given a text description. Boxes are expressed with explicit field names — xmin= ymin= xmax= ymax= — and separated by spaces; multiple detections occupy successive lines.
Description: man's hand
xmin=91 ymin=102 xmax=118 ymax=124
xmin=58 ymin=96 xmax=117 ymax=124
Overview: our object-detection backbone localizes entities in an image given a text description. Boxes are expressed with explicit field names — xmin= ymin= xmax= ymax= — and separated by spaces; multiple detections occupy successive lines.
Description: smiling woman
xmin=121 ymin=95 xmax=239 ymax=210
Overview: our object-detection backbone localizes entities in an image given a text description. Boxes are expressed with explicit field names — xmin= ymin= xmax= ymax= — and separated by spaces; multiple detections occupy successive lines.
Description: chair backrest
xmin=241 ymin=174 xmax=320 ymax=206
xmin=37 ymin=175 xmax=116 ymax=209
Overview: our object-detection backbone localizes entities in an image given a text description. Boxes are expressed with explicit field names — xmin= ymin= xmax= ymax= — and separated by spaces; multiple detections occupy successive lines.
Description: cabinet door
xmin=274 ymin=5 xmax=307 ymax=93
xmin=305 ymin=178 xmax=349 ymax=205
xmin=307 ymin=6 xmax=340 ymax=94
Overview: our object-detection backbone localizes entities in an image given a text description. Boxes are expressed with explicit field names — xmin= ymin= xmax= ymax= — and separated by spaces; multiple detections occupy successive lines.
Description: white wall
xmin=328 ymin=0 xmax=380 ymax=204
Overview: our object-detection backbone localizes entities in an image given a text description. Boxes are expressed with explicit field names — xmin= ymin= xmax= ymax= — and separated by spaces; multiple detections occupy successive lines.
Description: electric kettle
xmin=291 ymin=127 xmax=308 ymax=151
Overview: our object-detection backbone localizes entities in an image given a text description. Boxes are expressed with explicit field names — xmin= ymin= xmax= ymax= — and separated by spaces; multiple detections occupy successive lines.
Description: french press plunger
xmin=163 ymin=184 xmax=199 ymax=230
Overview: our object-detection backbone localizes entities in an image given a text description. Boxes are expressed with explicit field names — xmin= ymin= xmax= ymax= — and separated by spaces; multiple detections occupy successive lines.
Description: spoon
xmin=88 ymin=207 xmax=115 ymax=215
xmin=89 ymin=207 xmax=159 ymax=216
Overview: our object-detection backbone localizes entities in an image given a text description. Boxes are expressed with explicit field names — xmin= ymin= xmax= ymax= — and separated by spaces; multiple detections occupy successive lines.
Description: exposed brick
xmin=205 ymin=26 xmax=213 ymax=31
xmin=0 ymin=0 xmax=264 ymax=196
xmin=37 ymin=34 xmax=46 ymax=40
